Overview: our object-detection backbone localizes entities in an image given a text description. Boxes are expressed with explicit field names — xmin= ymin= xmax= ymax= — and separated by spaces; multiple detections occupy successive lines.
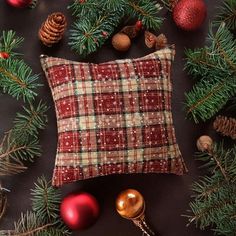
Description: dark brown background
xmin=0 ymin=1 xmax=222 ymax=235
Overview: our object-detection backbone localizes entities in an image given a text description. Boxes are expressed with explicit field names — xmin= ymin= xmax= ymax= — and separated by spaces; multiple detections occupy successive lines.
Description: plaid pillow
xmin=41 ymin=47 xmax=186 ymax=187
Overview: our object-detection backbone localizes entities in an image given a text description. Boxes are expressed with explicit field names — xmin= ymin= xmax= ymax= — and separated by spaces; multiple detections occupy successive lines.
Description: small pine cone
xmin=39 ymin=12 xmax=67 ymax=47
xmin=155 ymin=34 xmax=168 ymax=49
xmin=145 ymin=31 xmax=157 ymax=48
xmin=120 ymin=25 xmax=138 ymax=39
xmin=213 ymin=115 xmax=236 ymax=140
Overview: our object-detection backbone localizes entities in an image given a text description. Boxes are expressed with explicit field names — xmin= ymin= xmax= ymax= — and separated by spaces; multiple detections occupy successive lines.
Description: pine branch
xmin=0 ymin=157 xmax=27 ymax=176
xmin=127 ymin=0 xmax=163 ymax=30
xmin=0 ymin=177 xmax=71 ymax=236
xmin=160 ymin=0 xmax=178 ymax=11
xmin=0 ymin=102 xmax=48 ymax=176
xmin=0 ymin=30 xmax=23 ymax=57
xmin=210 ymin=24 xmax=236 ymax=71
xmin=11 ymin=101 xmax=48 ymax=142
xmin=101 ymin=0 xmax=127 ymax=12
xmin=185 ymin=143 xmax=236 ymax=235
xmin=68 ymin=0 xmax=101 ymax=17
xmin=69 ymin=12 xmax=121 ymax=57
xmin=191 ymin=176 xmax=225 ymax=199
xmin=214 ymin=0 xmax=236 ymax=30
xmin=31 ymin=176 xmax=61 ymax=220
xmin=0 ymin=58 xmax=41 ymax=101
xmin=0 ymin=211 xmax=55 ymax=236
xmin=185 ymin=78 xmax=236 ymax=123
xmin=185 ymin=24 xmax=236 ymax=123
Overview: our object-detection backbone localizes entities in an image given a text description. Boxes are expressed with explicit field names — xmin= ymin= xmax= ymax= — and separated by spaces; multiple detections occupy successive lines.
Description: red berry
xmin=102 ymin=31 xmax=108 ymax=38
xmin=135 ymin=20 xmax=143 ymax=31
xmin=0 ymin=52 xmax=9 ymax=59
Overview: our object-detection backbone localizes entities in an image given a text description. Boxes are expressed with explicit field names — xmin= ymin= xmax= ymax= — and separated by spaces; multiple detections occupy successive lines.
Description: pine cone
xmin=213 ymin=115 xmax=236 ymax=140
xmin=145 ymin=31 xmax=168 ymax=49
xmin=39 ymin=12 xmax=67 ymax=47
xmin=155 ymin=34 xmax=168 ymax=49
xmin=120 ymin=25 xmax=138 ymax=39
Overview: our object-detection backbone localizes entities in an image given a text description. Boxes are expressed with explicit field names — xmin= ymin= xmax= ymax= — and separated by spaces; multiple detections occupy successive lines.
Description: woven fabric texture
xmin=41 ymin=47 xmax=186 ymax=187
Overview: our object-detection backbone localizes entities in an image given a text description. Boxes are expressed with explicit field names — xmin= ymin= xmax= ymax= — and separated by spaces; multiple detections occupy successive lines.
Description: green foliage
xmin=69 ymin=0 xmax=163 ymax=57
xmin=68 ymin=0 xmax=100 ymax=17
xmin=12 ymin=101 xmax=48 ymax=142
xmin=0 ymin=30 xmax=41 ymax=101
xmin=69 ymin=12 xmax=121 ymax=57
xmin=0 ymin=58 xmax=41 ymax=102
xmin=0 ymin=177 xmax=71 ymax=236
xmin=185 ymin=24 xmax=236 ymax=123
xmin=127 ymin=0 xmax=163 ymax=29
xmin=185 ymin=143 xmax=236 ymax=235
xmin=159 ymin=0 xmax=172 ymax=11
xmin=214 ymin=0 xmax=236 ymax=30
xmin=0 ymin=101 xmax=48 ymax=176
xmin=0 ymin=30 xmax=23 ymax=57
xmin=31 ymin=176 xmax=61 ymax=220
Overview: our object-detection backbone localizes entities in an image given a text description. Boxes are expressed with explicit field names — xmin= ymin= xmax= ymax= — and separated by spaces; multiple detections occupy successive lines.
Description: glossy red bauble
xmin=6 ymin=0 xmax=32 ymax=8
xmin=173 ymin=0 xmax=207 ymax=31
xmin=0 ymin=52 xmax=10 ymax=59
xmin=60 ymin=192 xmax=99 ymax=230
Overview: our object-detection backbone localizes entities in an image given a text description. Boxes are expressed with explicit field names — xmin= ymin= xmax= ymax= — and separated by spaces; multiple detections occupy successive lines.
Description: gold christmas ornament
xmin=39 ymin=12 xmax=67 ymax=47
xmin=112 ymin=33 xmax=131 ymax=52
xmin=116 ymin=189 xmax=156 ymax=236
xmin=196 ymin=135 xmax=213 ymax=152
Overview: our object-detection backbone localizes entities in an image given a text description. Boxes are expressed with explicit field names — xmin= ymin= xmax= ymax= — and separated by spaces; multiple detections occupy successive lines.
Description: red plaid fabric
xmin=41 ymin=47 xmax=187 ymax=187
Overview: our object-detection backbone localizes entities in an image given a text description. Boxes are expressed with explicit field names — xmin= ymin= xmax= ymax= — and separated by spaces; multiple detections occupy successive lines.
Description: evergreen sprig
xmin=185 ymin=24 xmax=236 ymax=123
xmin=127 ymin=0 xmax=163 ymax=30
xmin=31 ymin=176 xmax=61 ymax=220
xmin=69 ymin=0 xmax=163 ymax=57
xmin=214 ymin=0 xmax=236 ymax=30
xmin=68 ymin=0 xmax=101 ymax=17
xmin=0 ymin=30 xmax=23 ymax=57
xmin=0 ymin=177 xmax=71 ymax=236
xmin=69 ymin=12 xmax=121 ymax=57
xmin=185 ymin=143 xmax=236 ymax=235
xmin=0 ymin=58 xmax=41 ymax=101
xmin=0 ymin=31 xmax=41 ymax=101
xmin=0 ymin=101 xmax=48 ymax=176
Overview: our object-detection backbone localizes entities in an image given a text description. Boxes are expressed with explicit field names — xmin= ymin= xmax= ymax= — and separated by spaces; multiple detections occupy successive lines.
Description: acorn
xmin=112 ymin=33 xmax=131 ymax=52
xmin=196 ymin=135 xmax=213 ymax=152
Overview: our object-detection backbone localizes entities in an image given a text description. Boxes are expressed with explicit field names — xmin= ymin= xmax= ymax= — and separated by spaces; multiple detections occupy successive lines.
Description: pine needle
xmin=0 ymin=30 xmax=23 ymax=57
xmin=214 ymin=0 xmax=236 ymax=30
xmin=185 ymin=143 xmax=236 ymax=235
xmin=185 ymin=24 xmax=236 ymax=123
xmin=0 ymin=177 xmax=71 ymax=236
xmin=0 ymin=101 xmax=48 ymax=176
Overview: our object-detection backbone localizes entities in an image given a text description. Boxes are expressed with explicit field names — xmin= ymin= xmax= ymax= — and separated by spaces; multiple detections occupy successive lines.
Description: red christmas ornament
xmin=6 ymin=0 xmax=33 ymax=8
xmin=0 ymin=52 xmax=9 ymax=59
xmin=173 ymin=0 xmax=207 ymax=31
xmin=135 ymin=20 xmax=143 ymax=31
xmin=60 ymin=192 xmax=99 ymax=230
